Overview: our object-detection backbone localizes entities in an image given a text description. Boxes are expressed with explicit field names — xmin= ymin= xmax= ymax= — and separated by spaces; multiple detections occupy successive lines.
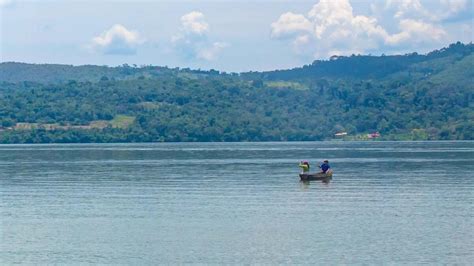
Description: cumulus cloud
xmin=380 ymin=0 xmax=470 ymax=21
xmin=172 ymin=11 xmax=227 ymax=61
xmin=270 ymin=12 xmax=312 ymax=38
xmin=90 ymin=24 xmax=144 ymax=55
xmin=181 ymin=11 xmax=209 ymax=35
xmin=386 ymin=19 xmax=446 ymax=45
xmin=385 ymin=0 xmax=425 ymax=19
xmin=270 ymin=0 xmax=448 ymax=58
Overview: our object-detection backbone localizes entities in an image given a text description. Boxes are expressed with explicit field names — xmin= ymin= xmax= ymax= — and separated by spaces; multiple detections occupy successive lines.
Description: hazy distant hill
xmin=0 ymin=62 xmax=223 ymax=84
xmin=0 ymin=42 xmax=472 ymax=143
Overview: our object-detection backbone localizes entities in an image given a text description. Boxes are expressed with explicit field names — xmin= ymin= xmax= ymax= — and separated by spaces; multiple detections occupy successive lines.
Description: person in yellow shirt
xmin=298 ymin=161 xmax=310 ymax=174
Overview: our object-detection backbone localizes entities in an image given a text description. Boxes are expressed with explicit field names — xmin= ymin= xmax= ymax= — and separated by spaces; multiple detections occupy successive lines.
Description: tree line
xmin=0 ymin=42 xmax=472 ymax=143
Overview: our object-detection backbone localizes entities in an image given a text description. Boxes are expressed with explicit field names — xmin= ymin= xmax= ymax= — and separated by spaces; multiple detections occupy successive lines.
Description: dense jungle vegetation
xmin=0 ymin=42 xmax=472 ymax=143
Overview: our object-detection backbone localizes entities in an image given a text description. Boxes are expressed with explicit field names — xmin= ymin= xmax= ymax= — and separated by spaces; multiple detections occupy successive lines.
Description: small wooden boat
xmin=299 ymin=172 xmax=333 ymax=181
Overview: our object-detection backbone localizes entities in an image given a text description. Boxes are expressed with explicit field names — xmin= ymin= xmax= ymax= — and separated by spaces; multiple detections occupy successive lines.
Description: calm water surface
xmin=1 ymin=141 xmax=473 ymax=264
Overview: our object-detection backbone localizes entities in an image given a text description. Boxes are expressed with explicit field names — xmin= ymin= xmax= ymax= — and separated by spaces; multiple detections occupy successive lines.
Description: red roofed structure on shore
xmin=367 ymin=132 xmax=381 ymax=139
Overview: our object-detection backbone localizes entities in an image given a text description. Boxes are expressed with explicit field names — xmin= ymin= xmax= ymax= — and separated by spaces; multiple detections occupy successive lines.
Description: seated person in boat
xmin=319 ymin=160 xmax=331 ymax=173
xmin=298 ymin=161 xmax=310 ymax=174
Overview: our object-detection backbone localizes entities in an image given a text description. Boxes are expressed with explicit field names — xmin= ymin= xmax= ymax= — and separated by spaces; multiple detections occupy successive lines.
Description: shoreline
xmin=0 ymin=139 xmax=472 ymax=145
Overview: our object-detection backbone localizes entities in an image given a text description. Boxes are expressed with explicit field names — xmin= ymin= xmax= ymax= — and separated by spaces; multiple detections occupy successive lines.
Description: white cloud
xmin=172 ymin=11 xmax=227 ymax=61
xmin=181 ymin=11 xmax=209 ymax=35
xmin=387 ymin=19 xmax=446 ymax=45
xmin=381 ymin=0 xmax=470 ymax=21
xmin=270 ymin=0 xmax=448 ymax=58
xmin=385 ymin=0 xmax=424 ymax=19
xmin=307 ymin=0 xmax=355 ymax=39
xmin=90 ymin=24 xmax=144 ymax=55
xmin=270 ymin=12 xmax=312 ymax=38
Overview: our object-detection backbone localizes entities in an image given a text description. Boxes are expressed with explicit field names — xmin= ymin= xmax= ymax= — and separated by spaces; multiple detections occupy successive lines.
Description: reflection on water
xmin=1 ymin=141 xmax=473 ymax=264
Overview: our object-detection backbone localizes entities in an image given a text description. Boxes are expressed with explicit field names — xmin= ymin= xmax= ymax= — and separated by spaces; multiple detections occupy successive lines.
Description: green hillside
xmin=0 ymin=42 xmax=472 ymax=143
xmin=242 ymin=42 xmax=473 ymax=81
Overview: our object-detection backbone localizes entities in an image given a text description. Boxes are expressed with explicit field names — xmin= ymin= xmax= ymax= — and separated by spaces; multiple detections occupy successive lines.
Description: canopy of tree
xmin=0 ymin=42 xmax=472 ymax=143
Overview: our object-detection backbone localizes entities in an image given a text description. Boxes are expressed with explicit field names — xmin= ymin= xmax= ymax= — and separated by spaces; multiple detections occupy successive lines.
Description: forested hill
xmin=0 ymin=42 xmax=472 ymax=143
xmin=243 ymin=42 xmax=473 ymax=81
xmin=0 ymin=62 xmax=224 ymax=84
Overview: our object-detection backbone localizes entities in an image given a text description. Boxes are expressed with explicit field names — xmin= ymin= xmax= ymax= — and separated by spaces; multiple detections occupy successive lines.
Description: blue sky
xmin=1 ymin=0 xmax=472 ymax=72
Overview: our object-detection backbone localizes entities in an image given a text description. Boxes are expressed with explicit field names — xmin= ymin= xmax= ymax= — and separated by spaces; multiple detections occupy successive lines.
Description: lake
xmin=1 ymin=141 xmax=473 ymax=264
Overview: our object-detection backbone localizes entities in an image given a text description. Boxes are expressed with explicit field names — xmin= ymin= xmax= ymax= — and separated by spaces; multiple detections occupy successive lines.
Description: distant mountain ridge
xmin=0 ymin=63 xmax=178 ymax=84
xmin=1 ymin=42 xmax=472 ymax=84
xmin=0 ymin=42 xmax=472 ymax=143
xmin=242 ymin=42 xmax=473 ymax=81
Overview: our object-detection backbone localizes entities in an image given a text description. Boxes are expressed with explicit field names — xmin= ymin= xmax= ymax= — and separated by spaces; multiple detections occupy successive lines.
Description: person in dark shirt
xmin=319 ymin=160 xmax=331 ymax=173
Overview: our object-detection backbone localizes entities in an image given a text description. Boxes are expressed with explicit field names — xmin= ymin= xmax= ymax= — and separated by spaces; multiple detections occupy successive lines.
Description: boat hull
xmin=299 ymin=172 xmax=333 ymax=181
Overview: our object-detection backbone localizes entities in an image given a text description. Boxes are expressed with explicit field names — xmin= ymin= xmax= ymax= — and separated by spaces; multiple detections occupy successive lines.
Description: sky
xmin=1 ymin=0 xmax=473 ymax=72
